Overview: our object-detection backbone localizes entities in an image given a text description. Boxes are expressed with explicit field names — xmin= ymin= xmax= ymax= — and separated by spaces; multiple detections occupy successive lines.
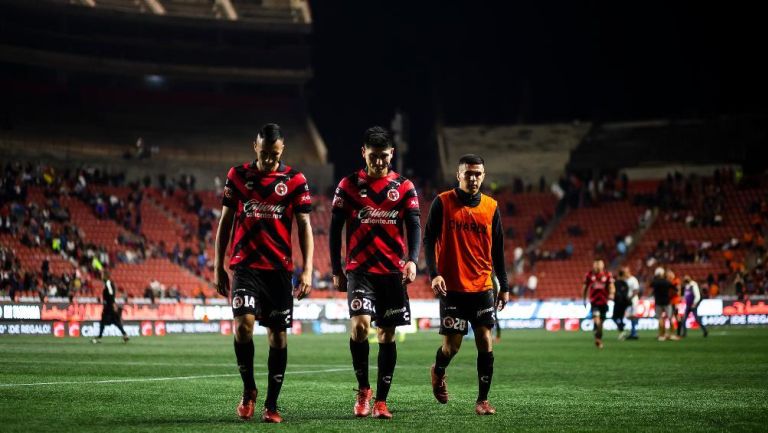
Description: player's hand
xmin=431 ymin=275 xmax=447 ymax=297
xmin=402 ymin=261 xmax=417 ymax=284
xmin=496 ymin=291 xmax=509 ymax=311
xmin=214 ymin=266 xmax=230 ymax=297
xmin=333 ymin=272 xmax=347 ymax=292
xmin=294 ymin=269 xmax=312 ymax=300
xmin=583 ymin=298 xmax=588 ymax=308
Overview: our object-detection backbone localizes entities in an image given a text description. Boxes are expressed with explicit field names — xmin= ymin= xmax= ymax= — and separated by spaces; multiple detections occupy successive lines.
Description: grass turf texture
xmin=1 ymin=328 xmax=767 ymax=432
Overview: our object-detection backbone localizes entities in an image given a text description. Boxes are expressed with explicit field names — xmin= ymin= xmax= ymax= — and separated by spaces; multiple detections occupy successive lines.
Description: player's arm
xmin=330 ymin=207 xmax=347 ymax=292
xmin=491 ymin=207 xmax=509 ymax=310
xmin=423 ymin=197 xmax=446 ymax=296
xmin=214 ymin=205 xmax=236 ymax=297
xmin=295 ymin=212 xmax=314 ymax=300
xmin=692 ymin=282 xmax=701 ymax=306
xmin=608 ymin=280 xmax=616 ymax=301
xmin=403 ymin=209 xmax=421 ymax=284
xmin=582 ymin=281 xmax=589 ymax=307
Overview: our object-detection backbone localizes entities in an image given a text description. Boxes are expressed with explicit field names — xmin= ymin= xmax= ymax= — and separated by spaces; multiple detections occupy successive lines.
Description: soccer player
xmin=91 ymin=271 xmax=129 ymax=344
xmin=581 ymin=259 xmax=615 ymax=349
xmin=650 ymin=266 xmax=677 ymax=341
xmin=679 ymin=275 xmax=708 ymax=338
xmin=423 ymin=154 xmax=509 ymax=415
xmin=330 ymin=126 xmax=421 ymax=419
xmin=214 ymin=123 xmax=314 ymax=423
xmin=613 ymin=268 xmax=630 ymax=339
xmin=623 ymin=266 xmax=641 ymax=340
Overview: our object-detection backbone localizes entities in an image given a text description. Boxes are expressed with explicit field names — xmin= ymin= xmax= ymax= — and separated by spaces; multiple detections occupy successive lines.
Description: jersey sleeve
xmin=331 ymin=178 xmax=351 ymax=216
xmin=293 ymin=173 xmax=313 ymax=213
xmin=222 ymin=166 xmax=241 ymax=209
xmin=401 ymin=180 xmax=420 ymax=215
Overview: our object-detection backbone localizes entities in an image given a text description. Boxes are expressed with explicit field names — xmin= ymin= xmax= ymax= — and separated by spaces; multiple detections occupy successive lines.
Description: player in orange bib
xmin=423 ymin=154 xmax=509 ymax=415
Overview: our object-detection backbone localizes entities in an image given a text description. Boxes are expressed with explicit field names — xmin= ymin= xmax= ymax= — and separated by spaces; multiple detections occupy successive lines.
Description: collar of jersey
xmin=454 ymin=187 xmax=481 ymax=207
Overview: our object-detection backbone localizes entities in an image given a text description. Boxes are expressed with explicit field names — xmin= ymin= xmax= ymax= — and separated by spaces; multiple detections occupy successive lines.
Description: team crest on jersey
xmin=275 ymin=182 xmax=288 ymax=196
xmin=245 ymin=181 xmax=254 ymax=190
xmin=359 ymin=188 xmax=367 ymax=198
xmin=387 ymin=189 xmax=400 ymax=201
xmin=350 ymin=298 xmax=363 ymax=311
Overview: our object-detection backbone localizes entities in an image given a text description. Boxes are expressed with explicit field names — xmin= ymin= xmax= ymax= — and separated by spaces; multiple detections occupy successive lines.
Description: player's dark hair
xmin=458 ymin=154 xmax=484 ymax=166
xmin=259 ymin=123 xmax=284 ymax=145
xmin=363 ymin=126 xmax=394 ymax=149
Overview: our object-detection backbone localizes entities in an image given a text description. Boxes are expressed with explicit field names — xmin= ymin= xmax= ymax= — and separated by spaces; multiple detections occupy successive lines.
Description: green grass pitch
xmin=1 ymin=328 xmax=767 ymax=432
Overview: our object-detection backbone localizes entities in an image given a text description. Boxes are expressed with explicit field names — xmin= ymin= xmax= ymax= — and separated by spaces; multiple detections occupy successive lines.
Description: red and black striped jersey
xmin=584 ymin=270 xmax=613 ymax=306
xmin=332 ymin=169 xmax=419 ymax=274
xmin=222 ymin=161 xmax=312 ymax=272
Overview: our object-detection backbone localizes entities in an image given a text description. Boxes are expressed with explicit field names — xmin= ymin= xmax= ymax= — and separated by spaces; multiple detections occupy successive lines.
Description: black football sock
xmin=234 ymin=339 xmax=256 ymax=391
xmin=477 ymin=351 xmax=494 ymax=402
xmin=114 ymin=320 xmax=127 ymax=337
xmin=97 ymin=319 xmax=107 ymax=338
xmin=375 ymin=342 xmax=397 ymax=402
xmin=265 ymin=347 xmax=287 ymax=411
xmin=350 ymin=339 xmax=370 ymax=389
xmin=434 ymin=347 xmax=454 ymax=378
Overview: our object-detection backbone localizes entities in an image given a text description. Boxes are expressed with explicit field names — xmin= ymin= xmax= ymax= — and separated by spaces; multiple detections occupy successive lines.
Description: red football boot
xmin=475 ymin=400 xmax=496 ymax=415
xmin=430 ymin=364 xmax=449 ymax=404
xmin=354 ymin=387 xmax=373 ymax=417
xmin=237 ymin=389 xmax=257 ymax=420
xmin=261 ymin=407 xmax=283 ymax=423
xmin=372 ymin=400 xmax=392 ymax=419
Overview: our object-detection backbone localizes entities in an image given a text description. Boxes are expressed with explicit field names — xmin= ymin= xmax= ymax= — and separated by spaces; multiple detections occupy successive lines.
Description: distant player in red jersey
xmin=214 ymin=123 xmax=314 ymax=423
xmin=423 ymin=154 xmax=510 ymax=416
xmin=330 ymin=126 xmax=421 ymax=419
xmin=582 ymin=259 xmax=615 ymax=349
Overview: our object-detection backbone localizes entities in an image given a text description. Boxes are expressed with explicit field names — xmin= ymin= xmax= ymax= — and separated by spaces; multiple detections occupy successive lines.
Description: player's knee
xmin=377 ymin=327 xmax=395 ymax=343
xmin=235 ymin=322 xmax=253 ymax=341
xmin=268 ymin=330 xmax=287 ymax=348
xmin=350 ymin=321 xmax=369 ymax=341
xmin=443 ymin=342 xmax=460 ymax=357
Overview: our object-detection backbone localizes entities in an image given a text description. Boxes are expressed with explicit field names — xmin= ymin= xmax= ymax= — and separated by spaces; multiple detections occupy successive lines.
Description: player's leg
xmin=432 ymin=292 xmax=468 ymax=404
xmin=473 ymin=325 xmax=496 ymax=415
xmin=680 ymin=305 xmax=691 ymax=337
xmin=93 ymin=312 xmax=108 ymax=342
xmin=371 ymin=274 xmax=410 ymax=414
xmin=111 ymin=310 xmax=129 ymax=340
xmin=592 ymin=305 xmax=605 ymax=348
xmin=656 ymin=305 xmax=666 ymax=340
xmin=264 ymin=326 xmax=287 ymax=420
xmin=230 ymin=268 xmax=260 ymax=420
xmin=347 ymin=272 xmax=376 ymax=416
xmin=372 ymin=326 xmax=396 ymax=419
xmin=693 ymin=305 xmax=708 ymax=337
xmin=350 ymin=314 xmax=372 ymax=388
xmin=260 ymin=270 xmax=293 ymax=423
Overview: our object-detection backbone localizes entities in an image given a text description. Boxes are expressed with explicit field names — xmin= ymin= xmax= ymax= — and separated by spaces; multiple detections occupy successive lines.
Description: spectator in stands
xmin=513 ymin=247 xmax=524 ymax=275
xmin=525 ymin=274 xmax=538 ymax=298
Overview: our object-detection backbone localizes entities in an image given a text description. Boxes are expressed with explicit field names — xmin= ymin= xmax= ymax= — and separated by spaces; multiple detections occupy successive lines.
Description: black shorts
xmin=591 ymin=303 xmax=608 ymax=320
xmin=612 ymin=302 xmax=629 ymax=320
xmin=100 ymin=307 xmax=122 ymax=324
xmin=231 ymin=267 xmax=293 ymax=329
xmin=347 ymin=271 xmax=411 ymax=327
xmin=439 ymin=290 xmax=496 ymax=336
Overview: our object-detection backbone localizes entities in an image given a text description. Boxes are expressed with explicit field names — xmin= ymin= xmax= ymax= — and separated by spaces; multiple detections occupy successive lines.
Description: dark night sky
xmin=307 ymin=1 xmax=767 ymax=177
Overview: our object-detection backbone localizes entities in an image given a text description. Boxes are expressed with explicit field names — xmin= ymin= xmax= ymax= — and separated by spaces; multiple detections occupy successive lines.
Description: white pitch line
xmin=0 ymin=359 xmax=350 ymax=368
xmin=0 ymin=368 xmax=348 ymax=388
